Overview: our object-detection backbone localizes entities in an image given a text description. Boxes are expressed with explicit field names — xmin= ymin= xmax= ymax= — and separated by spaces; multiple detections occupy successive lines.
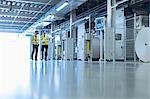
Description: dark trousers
xmin=41 ymin=45 xmax=48 ymax=60
xmin=31 ymin=45 xmax=39 ymax=60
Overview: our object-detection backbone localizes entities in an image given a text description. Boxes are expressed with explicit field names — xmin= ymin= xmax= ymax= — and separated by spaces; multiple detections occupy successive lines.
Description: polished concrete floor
xmin=0 ymin=60 xmax=150 ymax=99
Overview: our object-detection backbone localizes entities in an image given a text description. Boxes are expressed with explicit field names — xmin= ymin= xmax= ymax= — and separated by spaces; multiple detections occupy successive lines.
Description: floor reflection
xmin=0 ymin=60 xmax=150 ymax=99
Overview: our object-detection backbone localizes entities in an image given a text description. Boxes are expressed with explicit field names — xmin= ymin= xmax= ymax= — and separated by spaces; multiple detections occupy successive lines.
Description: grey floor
xmin=0 ymin=60 xmax=150 ymax=99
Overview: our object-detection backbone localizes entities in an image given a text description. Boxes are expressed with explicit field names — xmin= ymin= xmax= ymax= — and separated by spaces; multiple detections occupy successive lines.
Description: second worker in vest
xmin=41 ymin=32 xmax=49 ymax=60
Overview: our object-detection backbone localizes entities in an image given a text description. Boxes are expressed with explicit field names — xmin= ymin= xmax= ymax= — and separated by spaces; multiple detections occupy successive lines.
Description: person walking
xmin=41 ymin=32 xmax=49 ymax=60
xmin=31 ymin=31 xmax=39 ymax=61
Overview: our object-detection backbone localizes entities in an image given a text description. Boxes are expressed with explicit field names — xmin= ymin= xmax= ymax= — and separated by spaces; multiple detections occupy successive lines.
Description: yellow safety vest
xmin=32 ymin=35 xmax=39 ymax=45
xmin=41 ymin=34 xmax=49 ymax=45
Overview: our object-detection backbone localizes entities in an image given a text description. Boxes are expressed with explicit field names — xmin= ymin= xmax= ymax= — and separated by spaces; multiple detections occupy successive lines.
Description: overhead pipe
xmin=23 ymin=0 xmax=87 ymax=34
xmin=20 ymin=0 xmax=53 ymax=32
xmin=5 ymin=0 xmax=50 ymax=5
xmin=11 ymin=3 xmax=25 ymax=24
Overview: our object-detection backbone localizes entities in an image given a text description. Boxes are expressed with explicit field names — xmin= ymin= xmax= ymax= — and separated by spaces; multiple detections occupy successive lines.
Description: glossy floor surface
xmin=0 ymin=35 xmax=150 ymax=99
xmin=0 ymin=60 xmax=150 ymax=99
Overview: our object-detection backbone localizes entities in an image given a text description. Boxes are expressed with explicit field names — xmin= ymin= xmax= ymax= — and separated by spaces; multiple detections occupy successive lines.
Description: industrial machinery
xmin=94 ymin=8 xmax=125 ymax=61
xmin=92 ymin=30 xmax=100 ymax=61
xmin=48 ymin=34 xmax=53 ymax=60
xmin=73 ymin=16 xmax=92 ymax=61
xmin=77 ymin=23 xmax=85 ymax=61
xmin=134 ymin=15 xmax=149 ymax=62
xmin=54 ymin=34 xmax=61 ymax=60
xmin=84 ymin=28 xmax=91 ymax=61
xmin=61 ymin=30 xmax=74 ymax=60
xmin=125 ymin=5 xmax=149 ymax=61
xmin=95 ymin=17 xmax=114 ymax=61
xmin=76 ymin=18 xmax=92 ymax=61
xmin=115 ymin=8 xmax=125 ymax=60
xmin=95 ymin=17 xmax=105 ymax=61
xmin=56 ymin=41 xmax=62 ymax=60
xmin=135 ymin=27 xmax=150 ymax=63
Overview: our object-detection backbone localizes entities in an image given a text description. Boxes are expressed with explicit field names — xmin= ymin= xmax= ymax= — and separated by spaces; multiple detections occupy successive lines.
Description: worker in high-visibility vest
xmin=31 ymin=31 xmax=39 ymax=60
xmin=41 ymin=32 xmax=49 ymax=60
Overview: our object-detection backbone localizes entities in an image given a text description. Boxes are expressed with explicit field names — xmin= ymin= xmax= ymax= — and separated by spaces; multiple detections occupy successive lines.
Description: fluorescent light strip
xmin=56 ymin=1 xmax=69 ymax=11
xmin=44 ymin=15 xmax=51 ymax=21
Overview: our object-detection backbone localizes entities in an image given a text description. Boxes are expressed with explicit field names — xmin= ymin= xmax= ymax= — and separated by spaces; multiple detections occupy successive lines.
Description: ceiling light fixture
xmin=44 ymin=15 xmax=52 ymax=21
xmin=17 ymin=2 xmax=20 ymax=6
xmin=51 ymin=15 xmax=55 ymax=19
xmin=42 ymin=22 xmax=51 ymax=26
xmin=56 ymin=1 xmax=69 ymax=12
xmin=21 ymin=3 xmax=25 ymax=7
xmin=7 ymin=1 xmax=11 ymax=5
xmin=12 ymin=2 xmax=15 ymax=6
xmin=3 ymin=1 xmax=6 ymax=5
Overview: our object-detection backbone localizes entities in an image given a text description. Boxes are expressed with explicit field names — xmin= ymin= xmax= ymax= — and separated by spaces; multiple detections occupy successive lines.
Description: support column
xmin=107 ymin=0 xmax=116 ymax=62
xmin=60 ymin=33 xmax=63 ymax=60
xmin=124 ymin=16 xmax=127 ymax=62
xmin=149 ymin=1 xmax=150 ymax=27
xmin=107 ymin=0 xmax=112 ymax=28
xmin=106 ymin=0 xmax=112 ymax=62
xmin=49 ymin=24 xmax=53 ymax=60
xmin=70 ymin=10 xmax=77 ymax=60
xmin=112 ymin=0 xmax=116 ymax=62
xmin=89 ymin=15 xmax=92 ymax=61
xmin=100 ymin=30 xmax=103 ymax=61
xmin=48 ymin=28 xmax=52 ymax=60
xmin=149 ymin=13 xmax=150 ymax=27
xmin=133 ymin=13 xmax=136 ymax=62
xmin=51 ymin=23 xmax=55 ymax=60
xmin=104 ymin=17 xmax=107 ymax=62
xmin=70 ymin=10 xmax=76 ymax=38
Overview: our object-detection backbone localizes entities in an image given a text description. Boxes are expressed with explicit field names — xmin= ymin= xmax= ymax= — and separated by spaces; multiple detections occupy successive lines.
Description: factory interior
xmin=0 ymin=0 xmax=150 ymax=99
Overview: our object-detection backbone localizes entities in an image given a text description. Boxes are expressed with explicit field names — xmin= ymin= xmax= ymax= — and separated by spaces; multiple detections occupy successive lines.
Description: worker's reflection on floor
xmin=30 ymin=61 xmax=38 ymax=99
xmin=29 ymin=61 xmax=106 ymax=99
xmin=30 ymin=61 xmax=50 ymax=99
